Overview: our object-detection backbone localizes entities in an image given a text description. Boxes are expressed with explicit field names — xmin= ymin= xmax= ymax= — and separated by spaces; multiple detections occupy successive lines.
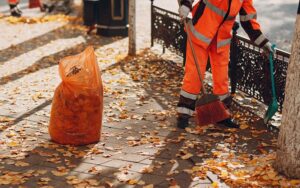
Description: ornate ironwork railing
xmin=150 ymin=0 xmax=290 ymax=112
xmin=151 ymin=4 xmax=186 ymax=58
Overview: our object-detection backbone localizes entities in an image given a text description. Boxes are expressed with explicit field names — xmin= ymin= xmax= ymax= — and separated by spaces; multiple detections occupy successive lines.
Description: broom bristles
xmin=195 ymin=100 xmax=230 ymax=126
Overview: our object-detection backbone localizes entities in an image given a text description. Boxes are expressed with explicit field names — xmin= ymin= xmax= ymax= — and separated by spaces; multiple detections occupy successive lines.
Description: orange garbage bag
xmin=49 ymin=46 xmax=103 ymax=146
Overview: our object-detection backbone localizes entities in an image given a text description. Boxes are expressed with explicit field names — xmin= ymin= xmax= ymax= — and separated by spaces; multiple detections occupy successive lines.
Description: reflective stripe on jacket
xmin=183 ymin=0 xmax=268 ymax=52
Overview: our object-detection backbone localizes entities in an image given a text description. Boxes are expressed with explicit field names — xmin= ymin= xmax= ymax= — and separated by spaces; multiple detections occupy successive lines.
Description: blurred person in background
xmin=8 ymin=0 xmax=22 ymax=17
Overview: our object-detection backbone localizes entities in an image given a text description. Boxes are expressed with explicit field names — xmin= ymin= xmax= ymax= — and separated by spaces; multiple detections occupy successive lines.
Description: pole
xmin=150 ymin=0 xmax=154 ymax=47
xmin=128 ymin=0 xmax=136 ymax=55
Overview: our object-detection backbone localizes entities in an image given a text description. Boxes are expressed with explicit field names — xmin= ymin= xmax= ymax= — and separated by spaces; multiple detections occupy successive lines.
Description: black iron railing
xmin=150 ymin=0 xmax=290 ymax=112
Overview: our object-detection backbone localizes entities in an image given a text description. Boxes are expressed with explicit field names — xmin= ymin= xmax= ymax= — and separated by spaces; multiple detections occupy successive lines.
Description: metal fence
xmin=150 ymin=1 xmax=290 ymax=112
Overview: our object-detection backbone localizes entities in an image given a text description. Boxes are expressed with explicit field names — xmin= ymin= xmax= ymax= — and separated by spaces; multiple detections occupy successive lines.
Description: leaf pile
xmin=5 ymin=14 xmax=76 ymax=24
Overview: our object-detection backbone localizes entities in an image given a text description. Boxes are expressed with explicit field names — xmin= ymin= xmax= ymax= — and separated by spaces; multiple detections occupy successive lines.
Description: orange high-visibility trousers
xmin=182 ymin=37 xmax=230 ymax=97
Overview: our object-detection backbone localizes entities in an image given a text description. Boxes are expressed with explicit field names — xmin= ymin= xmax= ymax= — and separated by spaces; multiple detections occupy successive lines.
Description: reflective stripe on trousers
xmin=180 ymin=90 xmax=198 ymax=100
xmin=181 ymin=36 xmax=230 ymax=97
xmin=177 ymin=107 xmax=195 ymax=116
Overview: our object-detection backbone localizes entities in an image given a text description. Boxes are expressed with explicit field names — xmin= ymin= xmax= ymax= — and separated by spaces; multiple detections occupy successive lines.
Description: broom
xmin=264 ymin=44 xmax=278 ymax=124
xmin=183 ymin=20 xmax=230 ymax=125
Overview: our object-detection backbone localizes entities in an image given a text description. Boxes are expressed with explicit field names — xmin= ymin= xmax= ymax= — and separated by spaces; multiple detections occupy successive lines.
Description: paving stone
xmin=101 ymin=159 xmax=150 ymax=173
xmin=82 ymin=155 xmax=112 ymax=165
xmin=20 ymin=165 xmax=69 ymax=182
xmin=121 ymin=145 xmax=158 ymax=156
xmin=24 ymin=114 xmax=50 ymax=124
xmin=157 ymin=180 xmax=212 ymax=188
xmin=127 ymin=99 xmax=164 ymax=114
xmin=139 ymin=157 xmax=169 ymax=165
xmin=71 ymin=162 xmax=99 ymax=173
xmin=21 ymin=179 xmax=73 ymax=188
xmin=137 ymin=173 xmax=166 ymax=186
xmin=0 ymin=161 xmax=35 ymax=172
xmin=104 ymin=120 xmax=158 ymax=131
xmin=110 ymin=153 xmax=150 ymax=163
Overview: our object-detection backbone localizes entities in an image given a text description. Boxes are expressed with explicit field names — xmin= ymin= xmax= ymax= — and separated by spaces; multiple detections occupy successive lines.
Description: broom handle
xmin=269 ymin=45 xmax=277 ymax=99
xmin=183 ymin=20 xmax=207 ymax=94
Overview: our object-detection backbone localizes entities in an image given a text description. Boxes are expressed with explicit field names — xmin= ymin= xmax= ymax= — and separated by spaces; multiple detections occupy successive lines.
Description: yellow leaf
xmin=220 ymin=170 xmax=229 ymax=178
xmin=6 ymin=131 xmax=16 ymax=138
xmin=0 ymin=116 xmax=12 ymax=123
xmin=7 ymin=141 xmax=19 ymax=147
xmin=127 ymin=179 xmax=138 ymax=185
xmin=211 ymin=182 xmax=219 ymax=188
xmin=290 ymin=180 xmax=300 ymax=186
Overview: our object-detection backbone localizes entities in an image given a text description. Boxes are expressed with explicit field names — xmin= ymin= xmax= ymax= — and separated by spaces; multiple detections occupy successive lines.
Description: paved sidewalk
xmin=0 ymin=3 xmax=299 ymax=188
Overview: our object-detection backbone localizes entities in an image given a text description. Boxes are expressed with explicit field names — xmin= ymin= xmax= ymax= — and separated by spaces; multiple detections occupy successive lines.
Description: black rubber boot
xmin=218 ymin=118 xmax=240 ymax=128
xmin=177 ymin=114 xmax=190 ymax=129
xmin=217 ymin=95 xmax=239 ymax=128
xmin=222 ymin=95 xmax=233 ymax=108
xmin=15 ymin=6 xmax=22 ymax=14
xmin=9 ymin=4 xmax=22 ymax=17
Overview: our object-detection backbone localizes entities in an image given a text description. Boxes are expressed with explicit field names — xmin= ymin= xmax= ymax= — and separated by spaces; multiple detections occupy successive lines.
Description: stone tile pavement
xmin=0 ymin=2 xmax=298 ymax=188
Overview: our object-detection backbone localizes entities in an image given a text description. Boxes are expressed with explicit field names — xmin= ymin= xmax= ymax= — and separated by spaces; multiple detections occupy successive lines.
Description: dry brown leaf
xmin=51 ymin=170 xmax=68 ymax=177
xmin=88 ymin=166 xmax=102 ymax=175
xmin=39 ymin=177 xmax=51 ymax=182
xmin=181 ymin=153 xmax=193 ymax=160
xmin=141 ymin=166 xmax=154 ymax=173
xmin=86 ymin=179 xmax=100 ymax=186
xmin=138 ymin=180 xmax=146 ymax=185
xmin=0 ymin=116 xmax=12 ymax=123
xmin=15 ymin=161 xmax=30 ymax=167
xmin=240 ymin=124 xmax=249 ymax=130
xmin=104 ymin=181 xmax=114 ymax=187
xmin=143 ymin=184 xmax=154 ymax=188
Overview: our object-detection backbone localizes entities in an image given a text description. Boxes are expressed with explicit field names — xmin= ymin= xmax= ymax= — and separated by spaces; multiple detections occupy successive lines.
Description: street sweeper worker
xmin=177 ymin=0 xmax=275 ymax=129
xmin=7 ymin=0 xmax=22 ymax=17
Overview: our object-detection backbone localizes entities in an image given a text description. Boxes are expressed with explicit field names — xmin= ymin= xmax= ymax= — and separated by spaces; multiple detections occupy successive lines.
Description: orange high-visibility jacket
xmin=182 ymin=0 xmax=268 ymax=53
xmin=8 ymin=0 xmax=20 ymax=4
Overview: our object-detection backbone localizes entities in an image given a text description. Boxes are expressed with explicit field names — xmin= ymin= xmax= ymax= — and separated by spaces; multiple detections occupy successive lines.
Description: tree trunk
xmin=275 ymin=2 xmax=300 ymax=179
xmin=128 ymin=0 xmax=136 ymax=55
